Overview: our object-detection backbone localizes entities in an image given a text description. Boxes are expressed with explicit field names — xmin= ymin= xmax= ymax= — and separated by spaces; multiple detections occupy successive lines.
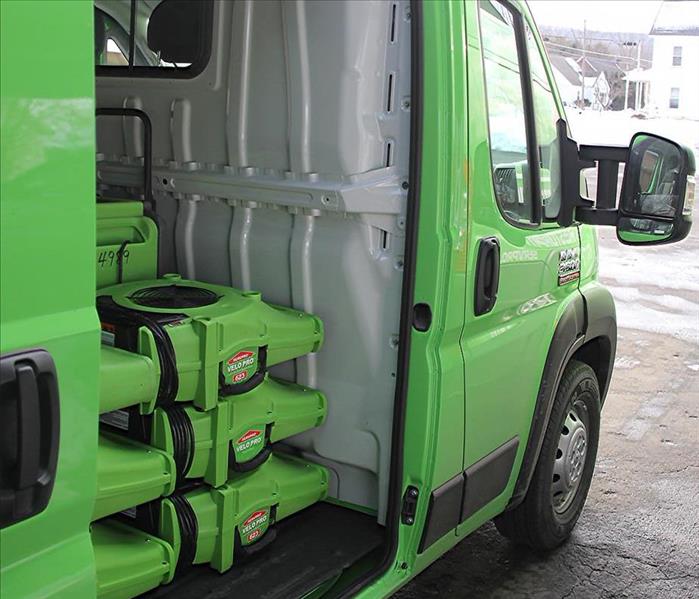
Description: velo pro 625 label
xmin=222 ymin=348 xmax=258 ymax=385
xmin=239 ymin=507 xmax=271 ymax=545
xmin=233 ymin=428 xmax=265 ymax=462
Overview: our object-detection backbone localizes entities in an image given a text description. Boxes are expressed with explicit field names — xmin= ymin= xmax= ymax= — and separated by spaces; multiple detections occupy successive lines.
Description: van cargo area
xmin=5 ymin=0 xmax=697 ymax=596
xmin=89 ymin=0 xmax=412 ymax=596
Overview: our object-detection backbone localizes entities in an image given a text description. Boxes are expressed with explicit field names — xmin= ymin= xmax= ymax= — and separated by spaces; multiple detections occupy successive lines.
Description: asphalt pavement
xmin=395 ymin=226 xmax=699 ymax=598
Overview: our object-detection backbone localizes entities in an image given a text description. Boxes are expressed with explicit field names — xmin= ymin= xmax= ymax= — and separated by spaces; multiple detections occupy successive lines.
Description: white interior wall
xmin=96 ymin=0 xmax=412 ymax=522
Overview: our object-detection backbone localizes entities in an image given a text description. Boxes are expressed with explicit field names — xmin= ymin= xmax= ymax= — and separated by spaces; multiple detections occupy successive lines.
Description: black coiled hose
xmin=164 ymin=405 xmax=195 ymax=480
xmin=96 ymin=296 xmax=179 ymax=406
xmin=169 ymin=493 xmax=198 ymax=572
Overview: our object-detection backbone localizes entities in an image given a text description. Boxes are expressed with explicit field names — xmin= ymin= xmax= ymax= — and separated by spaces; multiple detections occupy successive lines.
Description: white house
xmin=647 ymin=0 xmax=699 ymax=120
xmin=549 ymin=55 xmax=611 ymax=110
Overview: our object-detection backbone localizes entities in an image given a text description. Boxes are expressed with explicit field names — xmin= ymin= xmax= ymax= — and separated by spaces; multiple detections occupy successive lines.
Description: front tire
xmin=494 ymin=359 xmax=601 ymax=550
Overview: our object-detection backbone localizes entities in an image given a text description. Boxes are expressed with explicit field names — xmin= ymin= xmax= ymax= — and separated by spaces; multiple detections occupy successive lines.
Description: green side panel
xmin=96 ymin=200 xmax=158 ymax=289
xmin=94 ymin=432 xmax=176 ymax=521
xmin=99 ymin=345 xmax=159 ymax=413
xmin=161 ymin=453 xmax=328 ymax=573
xmin=99 ymin=276 xmax=324 ymax=411
xmin=0 ymin=1 xmax=99 ymax=597
xmin=458 ymin=0 xmax=582 ymax=536
xmin=92 ymin=520 xmax=175 ymax=599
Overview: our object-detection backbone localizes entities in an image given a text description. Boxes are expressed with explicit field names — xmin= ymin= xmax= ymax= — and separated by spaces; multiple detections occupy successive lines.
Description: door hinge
xmin=401 ymin=486 xmax=419 ymax=525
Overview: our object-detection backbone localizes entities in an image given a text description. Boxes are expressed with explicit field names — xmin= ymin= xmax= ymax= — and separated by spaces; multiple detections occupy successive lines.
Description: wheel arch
xmin=506 ymin=285 xmax=617 ymax=511
xmin=570 ymin=335 xmax=614 ymax=406
xmin=577 ymin=284 xmax=617 ymax=405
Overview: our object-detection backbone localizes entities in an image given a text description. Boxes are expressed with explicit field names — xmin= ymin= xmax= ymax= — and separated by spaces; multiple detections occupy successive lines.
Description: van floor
xmin=145 ymin=503 xmax=384 ymax=598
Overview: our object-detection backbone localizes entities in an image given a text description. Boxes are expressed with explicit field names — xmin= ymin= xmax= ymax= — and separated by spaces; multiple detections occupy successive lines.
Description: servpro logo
xmin=238 ymin=429 xmax=261 ymax=444
xmin=241 ymin=509 xmax=268 ymax=536
xmin=235 ymin=429 xmax=263 ymax=453
xmin=243 ymin=510 xmax=267 ymax=526
xmin=226 ymin=350 xmax=255 ymax=374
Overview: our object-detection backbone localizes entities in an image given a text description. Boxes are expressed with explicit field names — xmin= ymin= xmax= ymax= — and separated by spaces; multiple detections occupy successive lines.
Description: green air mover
xmin=94 ymin=431 xmax=177 ymax=521
xmin=96 ymin=201 xmax=158 ymax=289
xmin=101 ymin=377 xmax=327 ymax=487
xmin=97 ymin=275 xmax=323 ymax=413
xmin=92 ymin=519 xmax=176 ymax=599
xmin=99 ymin=345 xmax=160 ymax=414
xmin=120 ymin=453 xmax=328 ymax=575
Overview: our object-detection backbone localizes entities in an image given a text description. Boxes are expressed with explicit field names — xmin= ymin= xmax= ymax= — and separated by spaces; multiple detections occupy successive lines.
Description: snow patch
xmin=613 ymin=302 xmax=699 ymax=345
xmin=615 ymin=356 xmax=640 ymax=369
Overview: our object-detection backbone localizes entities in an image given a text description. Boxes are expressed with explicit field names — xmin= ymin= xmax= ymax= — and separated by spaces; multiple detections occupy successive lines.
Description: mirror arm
xmin=575 ymin=207 xmax=619 ymax=226
xmin=579 ymin=145 xmax=627 ymax=211
xmin=556 ymin=120 xmax=633 ymax=227
xmin=556 ymin=120 xmax=595 ymax=227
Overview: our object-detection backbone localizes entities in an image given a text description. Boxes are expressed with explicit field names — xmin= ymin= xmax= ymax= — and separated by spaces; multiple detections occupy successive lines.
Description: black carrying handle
xmin=474 ymin=237 xmax=500 ymax=316
xmin=236 ymin=527 xmax=277 ymax=558
xmin=0 ymin=349 xmax=60 ymax=529
xmin=228 ymin=424 xmax=273 ymax=473
xmin=229 ymin=443 xmax=273 ymax=473
xmin=233 ymin=505 xmax=279 ymax=560
xmin=96 ymin=107 xmax=153 ymax=204
xmin=219 ymin=346 xmax=268 ymax=396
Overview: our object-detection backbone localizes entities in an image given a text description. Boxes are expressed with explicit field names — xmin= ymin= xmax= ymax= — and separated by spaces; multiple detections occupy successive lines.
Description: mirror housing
xmin=556 ymin=120 xmax=695 ymax=246
xmin=617 ymin=133 xmax=695 ymax=245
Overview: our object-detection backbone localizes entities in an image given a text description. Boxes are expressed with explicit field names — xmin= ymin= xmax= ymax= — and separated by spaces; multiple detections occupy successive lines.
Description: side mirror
xmin=617 ymin=133 xmax=695 ymax=245
xmin=556 ymin=120 xmax=695 ymax=247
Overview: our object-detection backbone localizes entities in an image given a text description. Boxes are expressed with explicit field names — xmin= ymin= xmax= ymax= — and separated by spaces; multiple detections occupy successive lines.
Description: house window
xmin=672 ymin=46 xmax=682 ymax=66
xmin=669 ymin=87 xmax=680 ymax=109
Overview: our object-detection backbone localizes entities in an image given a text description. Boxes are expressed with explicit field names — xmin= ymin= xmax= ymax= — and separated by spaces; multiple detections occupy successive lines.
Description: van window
xmin=524 ymin=23 xmax=562 ymax=220
xmin=94 ymin=8 xmax=131 ymax=66
xmin=479 ymin=0 xmax=534 ymax=225
xmin=95 ymin=0 xmax=213 ymax=77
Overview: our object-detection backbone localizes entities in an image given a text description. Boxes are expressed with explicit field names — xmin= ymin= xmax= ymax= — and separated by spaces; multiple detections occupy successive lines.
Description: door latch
xmin=401 ymin=485 xmax=419 ymax=525
xmin=0 ymin=349 xmax=60 ymax=529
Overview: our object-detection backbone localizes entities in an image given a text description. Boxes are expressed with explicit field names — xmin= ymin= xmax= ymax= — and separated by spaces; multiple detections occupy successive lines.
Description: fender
xmin=506 ymin=293 xmax=586 ymax=510
xmin=506 ymin=284 xmax=617 ymax=510
xmin=579 ymin=284 xmax=617 ymax=404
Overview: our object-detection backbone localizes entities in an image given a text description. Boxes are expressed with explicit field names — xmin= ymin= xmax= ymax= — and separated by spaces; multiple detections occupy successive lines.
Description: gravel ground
xmin=395 ymin=227 xmax=699 ymax=598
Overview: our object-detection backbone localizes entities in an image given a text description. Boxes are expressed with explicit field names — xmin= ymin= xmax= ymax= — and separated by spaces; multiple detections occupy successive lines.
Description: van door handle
xmin=474 ymin=237 xmax=500 ymax=316
xmin=0 ymin=349 xmax=60 ymax=529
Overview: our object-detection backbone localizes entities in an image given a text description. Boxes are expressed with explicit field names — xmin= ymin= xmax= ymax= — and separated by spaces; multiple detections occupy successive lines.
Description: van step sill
xmin=144 ymin=502 xmax=384 ymax=599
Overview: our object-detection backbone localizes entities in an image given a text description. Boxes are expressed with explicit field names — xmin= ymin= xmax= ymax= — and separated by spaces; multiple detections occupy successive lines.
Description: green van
xmin=1 ymin=1 xmax=694 ymax=598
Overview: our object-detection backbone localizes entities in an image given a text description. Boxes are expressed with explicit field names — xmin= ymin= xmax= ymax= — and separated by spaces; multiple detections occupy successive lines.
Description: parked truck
xmin=1 ymin=1 xmax=694 ymax=598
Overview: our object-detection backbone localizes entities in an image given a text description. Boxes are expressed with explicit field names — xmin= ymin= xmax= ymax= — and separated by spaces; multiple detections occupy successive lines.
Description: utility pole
xmin=581 ymin=19 xmax=586 ymax=109
xmin=635 ymin=41 xmax=643 ymax=111
xmin=622 ymin=40 xmax=636 ymax=111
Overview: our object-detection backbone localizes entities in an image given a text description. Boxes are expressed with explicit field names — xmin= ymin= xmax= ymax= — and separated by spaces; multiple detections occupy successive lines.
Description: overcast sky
xmin=528 ymin=1 xmax=664 ymax=33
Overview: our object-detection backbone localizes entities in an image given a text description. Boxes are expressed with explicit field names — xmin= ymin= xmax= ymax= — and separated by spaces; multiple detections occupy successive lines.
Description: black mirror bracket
xmin=556 ymin=120 xmax=694 ymax=244
xmin=575 ymin=207 xmax=618 ymax=226
xmin=556 ymin=119 xmax=595 ymax=227
xmin=556 ymin=120 xmax=630 ymax=227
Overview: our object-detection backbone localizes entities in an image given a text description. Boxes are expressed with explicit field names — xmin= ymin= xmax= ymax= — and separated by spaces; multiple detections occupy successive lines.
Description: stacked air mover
xmin=91 ymin=265 xmax=328 ymax=596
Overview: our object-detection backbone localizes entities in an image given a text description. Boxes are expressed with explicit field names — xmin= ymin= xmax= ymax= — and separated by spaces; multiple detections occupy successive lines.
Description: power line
xmin=544 ymin=40 xmax=652 ymax=65
xmin=545 ymin=40 xmax=652 ymax=63
xmin=552 ymin=51 xmax=634 ymax=70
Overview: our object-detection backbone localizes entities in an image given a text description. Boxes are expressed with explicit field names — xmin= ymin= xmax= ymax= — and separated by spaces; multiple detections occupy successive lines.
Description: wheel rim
xmin=552 ymin=400 xmax=589 ymax=514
